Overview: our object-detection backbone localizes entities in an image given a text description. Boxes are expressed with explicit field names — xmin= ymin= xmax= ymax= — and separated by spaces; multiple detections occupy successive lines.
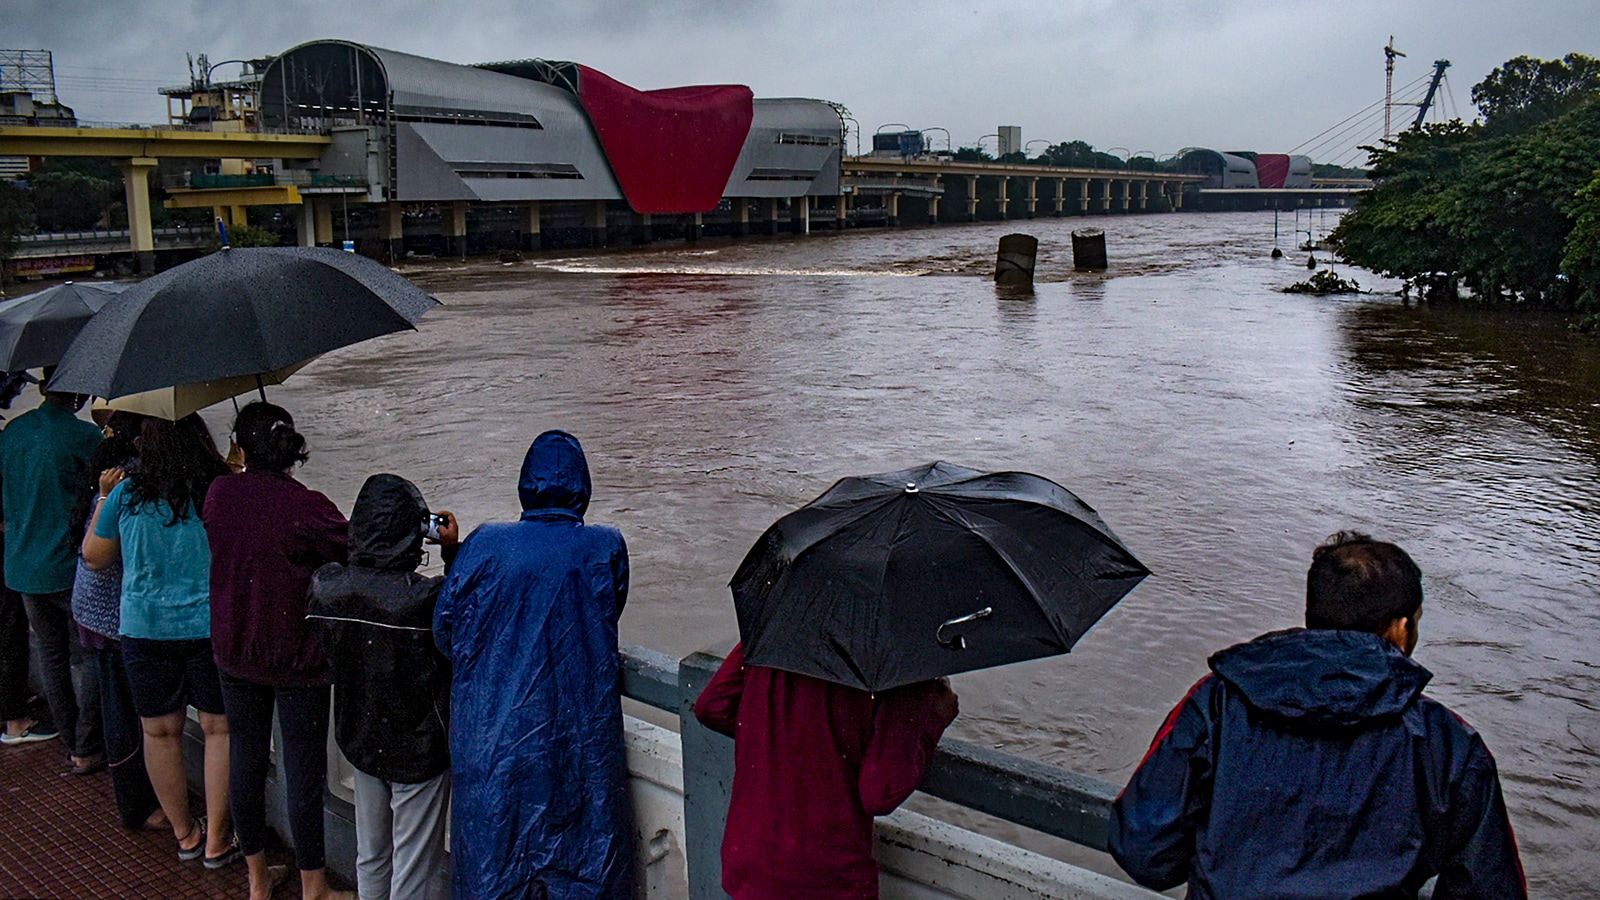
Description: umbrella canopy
xmin=0 ymin=281 xmax=127 ymax=371
xmin=732 ymin=461 xmax=1150 ymax=692
xmin=49 ymin=247 xmax=436 ymax=399
xmin=94 ymin=358 xmax=313 ymax=421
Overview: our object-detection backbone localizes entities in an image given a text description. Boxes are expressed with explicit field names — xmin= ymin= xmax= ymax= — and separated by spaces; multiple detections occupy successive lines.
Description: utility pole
xmin=1384 ymin=36 xmax=1407 ymax=141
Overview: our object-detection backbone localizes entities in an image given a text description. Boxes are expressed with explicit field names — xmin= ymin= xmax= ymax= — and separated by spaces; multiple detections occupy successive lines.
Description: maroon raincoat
xmin=693 ymin=642 xmax=956 ymax=900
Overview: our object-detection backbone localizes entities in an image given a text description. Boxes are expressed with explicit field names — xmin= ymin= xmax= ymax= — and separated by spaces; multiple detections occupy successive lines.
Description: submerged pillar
xmin=965 ymin=175 xmax=979 ymax=222
xmin=445 ymin=201 xmax=468 ymax=256
xmin=734 ymin=199 xmax=750 ymax=237
xmin=296 ymin=201 xmax=316 ymax=248
xmin=589 ymin=200 xmax=608 ymax=247
xmin=522 ymin=200 xmax=542 ymax=251
xmin=381 ymin=202 xmax=404 ymax=261
xmin=836 ymin=193 xmax=848 ymax=230
xmin=632 ymin=212 xmax=654 ymax=245
xmin=119 ymin=157 xmax=157 ymax=274
xmin=765 ymin=198 xmax=780 ymax=236
xmin=1079 ymin=179 xmax=1090 ymax=214
xmin=313 ymin=198 xmax=335 ymax=247
xmin=887 ymin=192 xmax=900 ymax=227
xmin=795 ymin=197 xmax=810 ymax=235
xmin=1026 ymin=178 xmax=1038 ymax=218
xmin=1137 ymin=181 xmax=1148 ymax=211
xmin=1174 ymin=183 xmax=1185 ymax=210
xmin=687 ymin=212 xmax=702 ymax=242
xmin=1054 ymin=179 xmax=1066 ymax=216
xmin=997 ymin=176 xmax=1010 ymax=219
xmin=927 ymin=193 xmax=940 ymax=225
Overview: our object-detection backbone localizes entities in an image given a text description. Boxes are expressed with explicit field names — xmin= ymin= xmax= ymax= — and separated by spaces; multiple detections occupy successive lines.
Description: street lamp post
xmin=922 ymin=127 xmax=952 ymax=154
xmin=976 ymin=134 xmax=999 ymax=158
xmin=1025 ymin=139 xmax=1051 ymax=160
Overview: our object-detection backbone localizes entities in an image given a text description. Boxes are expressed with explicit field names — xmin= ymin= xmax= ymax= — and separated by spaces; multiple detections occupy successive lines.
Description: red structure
xmin=575 ymin=66 xmax=754 ymax=214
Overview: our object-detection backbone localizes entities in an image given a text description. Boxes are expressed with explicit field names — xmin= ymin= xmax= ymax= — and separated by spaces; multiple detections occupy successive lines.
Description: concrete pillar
xmin=927 ymin=193 xmax=940 ymax=225
xmin=765 ymin=198 xmax=780 ymax=235
xmin=229 ymin=205 xmax=248 ymax=227
xmin=521 ymin=200 xmax=541 ymax=251
xmin=687 ymin=212 xmax=702 ymax=242
xmin=445 ymin=201 xmax=469 ymax=256
xmin=632 ymin=212 xmax=653 ymax=245
xmin=1026 ymin=178 xmax=1038 ymax=219
xmin=887 ymin=192 xmax=900 ymax=227
xmin=381 ymin=202 xmax=405 ymax=260
xmin=589 ymin=200 xmax=608 ymax=247
xmin=1117 ymin=180 xmax=1130 ymax=212
xmin=118 ymin=157 xmax=158 ymax=273
xmin=735 ymin=199 xmax=750 ymax=237
xmin=1054 ymin=179 xmax=1066 ymax=216
xmin=835 ymin=194 xmax=847 ymax=230
xmin=1137 ymin=181 xmax=1148 ymax=211
xmin=313 ymin=198 xmax=335 ymax=246
xmin=1174 ymin=183 xmax=1185 ymax=210
xmin=297 ymin=202 xmax=316 ymax=248
xmin=1096 ymin=180 xmax=1110 ymax=213
xmin=795 ymin=197 xmax=810 ymax=235
xmin=997 ymin=176 xmax=1010 ymax=219
xmin=1079 ymin=179 xmax=1090 ymax=214
xmin=965 ymin=176 xmax=979 ymax=222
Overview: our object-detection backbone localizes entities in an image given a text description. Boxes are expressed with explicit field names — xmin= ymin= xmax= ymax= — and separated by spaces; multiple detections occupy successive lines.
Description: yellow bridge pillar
xmin=312 ymin=198 xmax=335 ymax=246
xmin=927 ymin=192 xmax=940 ymax=225
xmin=1054 ymin=179 xmax=1066 ymax=217
xmin=1079 ymin=179 xmax=1090 ymax=214
xmin=965 ymin=176 xmax=978 ymax=222
xmin=1137 ymin=181 xmax=1148 ymax=211
xmin=1026 ymin=178 xmax=1038 ymax=218
xmin=118 ymin=157 xmax=158 ymax=273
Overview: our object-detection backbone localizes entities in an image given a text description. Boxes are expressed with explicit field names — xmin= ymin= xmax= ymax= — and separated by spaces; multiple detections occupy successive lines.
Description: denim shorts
xmin=121 ymin=637 xmax=226 ymax=718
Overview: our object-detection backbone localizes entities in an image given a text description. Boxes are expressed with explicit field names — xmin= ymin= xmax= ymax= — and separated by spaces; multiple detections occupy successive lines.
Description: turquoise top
xmin=0 ymin=402 xmax=102 ymax=594
xmin=95 ymin=479 xmax=212 ymax=641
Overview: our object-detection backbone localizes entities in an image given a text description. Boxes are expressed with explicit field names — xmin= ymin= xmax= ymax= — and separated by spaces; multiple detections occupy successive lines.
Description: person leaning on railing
xmin=1110 ymin=532 xmax=1527 ymax=899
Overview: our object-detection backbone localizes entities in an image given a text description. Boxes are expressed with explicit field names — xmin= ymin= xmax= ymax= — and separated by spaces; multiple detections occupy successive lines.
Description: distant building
xmin=1178 ymin=149 xmax=1314 ymax=190
xmin=997 ymin=126 xmax=1022 ymax=157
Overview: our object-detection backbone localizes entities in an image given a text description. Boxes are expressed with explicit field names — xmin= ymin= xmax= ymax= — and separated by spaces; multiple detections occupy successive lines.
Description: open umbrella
xmin=48 ymin=247 xmax=436 ymax=399
xmin=94 ymin=358 xmax=314 ymax=421
xmin=731 ymin=461 xmax=1149 ymax=692
xmin=0 ymin=281 xmax=127 ymax=371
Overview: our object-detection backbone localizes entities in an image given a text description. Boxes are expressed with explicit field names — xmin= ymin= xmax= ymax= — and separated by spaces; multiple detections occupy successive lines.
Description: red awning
xmin=576 ymin=65 xmax=754 ymax=214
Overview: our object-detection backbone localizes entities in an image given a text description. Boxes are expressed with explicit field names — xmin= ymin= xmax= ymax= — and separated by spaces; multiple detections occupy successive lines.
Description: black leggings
xmin=220 ymin=674 xmax=330 ymax=871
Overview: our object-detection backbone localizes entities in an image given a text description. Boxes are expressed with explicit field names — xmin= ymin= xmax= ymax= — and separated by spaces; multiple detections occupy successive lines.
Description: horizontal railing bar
xmin=620 ymin=642 xmax=681 ymax=713
xmin=921 ymin=737 xmax=1118 ymax=851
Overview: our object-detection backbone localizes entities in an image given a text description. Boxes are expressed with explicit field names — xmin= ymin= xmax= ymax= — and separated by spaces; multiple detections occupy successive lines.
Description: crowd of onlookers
xmin=0 ymin=371 xmax=1532 ymax=900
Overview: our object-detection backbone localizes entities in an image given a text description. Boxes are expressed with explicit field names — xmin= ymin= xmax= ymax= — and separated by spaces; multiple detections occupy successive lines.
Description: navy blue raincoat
xmin=1110 ymin=629 xmax=1525 ymax=899
xmin=435 ymin=432 xmax=632 ymax=899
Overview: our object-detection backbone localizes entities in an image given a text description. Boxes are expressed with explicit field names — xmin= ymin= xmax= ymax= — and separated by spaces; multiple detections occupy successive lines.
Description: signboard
xmin=5 ymin=254 xmax=96 ymax=277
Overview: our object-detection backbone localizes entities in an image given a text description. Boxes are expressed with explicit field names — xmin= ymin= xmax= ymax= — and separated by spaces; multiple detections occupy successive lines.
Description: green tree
xmin=1472 ymin=53 xmax=1600 ymax=134
xmin=952 ymin=145 xmax=992 ymax=162
xmin=0 ymin=180 xmax=37 ymax=293
xmin=1562 ymin=170 xmax=1600 ymax=327
xmin=27 ymin=171 xmax=116 ymax=231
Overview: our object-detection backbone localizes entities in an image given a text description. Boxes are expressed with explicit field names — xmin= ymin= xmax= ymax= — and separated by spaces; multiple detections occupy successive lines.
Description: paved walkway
xmin=0 ymin=737 xmax=243 ymax=899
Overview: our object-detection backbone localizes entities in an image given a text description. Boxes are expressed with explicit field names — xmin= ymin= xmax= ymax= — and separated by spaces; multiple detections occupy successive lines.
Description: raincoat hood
xmin=519 ymin=430 xmax=591 ymax=518
xmin=349 ymin=473 xmax=428 ymax=571
xmin=1208 ymin=628 xmax=1431 ymax=730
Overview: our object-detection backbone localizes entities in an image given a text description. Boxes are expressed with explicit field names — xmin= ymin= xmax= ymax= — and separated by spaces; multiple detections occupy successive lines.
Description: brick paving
xmin=0 ymin=737 xmax=245 ymax=899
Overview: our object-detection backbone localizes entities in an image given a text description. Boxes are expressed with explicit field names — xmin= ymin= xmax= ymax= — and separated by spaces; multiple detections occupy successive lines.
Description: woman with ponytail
xmin=203 ymin=402 xmax=349 ymax=900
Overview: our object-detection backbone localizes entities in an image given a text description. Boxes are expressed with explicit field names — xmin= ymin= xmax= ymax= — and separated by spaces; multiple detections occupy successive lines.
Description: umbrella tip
xmin=905 ymin=482 xmax=919 ymax=493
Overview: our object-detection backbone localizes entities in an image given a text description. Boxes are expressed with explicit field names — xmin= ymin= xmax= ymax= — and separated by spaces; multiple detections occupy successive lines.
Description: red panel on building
xmin=576 ymin=65 xmax=754 ymax=214
xmin=1255 ymin=154 xmax=1290 ymax=190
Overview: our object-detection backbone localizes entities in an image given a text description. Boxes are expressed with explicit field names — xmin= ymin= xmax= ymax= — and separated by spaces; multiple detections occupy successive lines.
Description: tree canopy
xmin=1330 ymin=53 xmax=1600 ymax=325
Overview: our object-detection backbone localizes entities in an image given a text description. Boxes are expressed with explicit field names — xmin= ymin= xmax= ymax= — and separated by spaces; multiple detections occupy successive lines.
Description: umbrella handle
xmin=937 ymin=606 xmax=993 ymax=650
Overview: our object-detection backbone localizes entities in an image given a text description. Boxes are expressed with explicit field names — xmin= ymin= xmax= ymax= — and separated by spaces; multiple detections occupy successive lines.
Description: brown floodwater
xmin=260 ymin=210 xmax=1596 ymax=896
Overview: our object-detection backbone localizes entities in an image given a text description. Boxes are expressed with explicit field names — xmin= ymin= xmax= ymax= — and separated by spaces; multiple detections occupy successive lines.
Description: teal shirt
xmin=95 ymin=479 xmax=212 ymax=641
xmin=0 ymin=402 xmax=102 ymax=595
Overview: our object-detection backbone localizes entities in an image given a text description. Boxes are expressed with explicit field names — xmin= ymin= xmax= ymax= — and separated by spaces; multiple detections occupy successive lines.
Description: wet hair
xmin=69 ymin=411 xmax=148 ymax=540
xmin=1305 ymin=531 xmax=1423 ymax=634
xmin=233 ymin=401 xmax=309 ymax=472
xmin=124 ymin=413 xmax=230 ymax=525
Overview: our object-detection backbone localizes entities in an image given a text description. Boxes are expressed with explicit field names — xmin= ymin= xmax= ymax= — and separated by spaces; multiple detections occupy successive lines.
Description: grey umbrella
xmin=0 ymin=281 xmax=127 ymax=371
xmin=49 ymin=247 xmax=437 ymax=399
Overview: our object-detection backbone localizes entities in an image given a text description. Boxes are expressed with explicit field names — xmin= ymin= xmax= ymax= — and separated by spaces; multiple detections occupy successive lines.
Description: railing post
xmin=678 ymin=651 xmax=734 ymax=900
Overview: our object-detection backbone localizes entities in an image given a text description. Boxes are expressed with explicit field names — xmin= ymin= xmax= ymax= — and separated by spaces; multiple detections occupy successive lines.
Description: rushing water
xmin=264 ymin=211 xmax=1596 ymax=896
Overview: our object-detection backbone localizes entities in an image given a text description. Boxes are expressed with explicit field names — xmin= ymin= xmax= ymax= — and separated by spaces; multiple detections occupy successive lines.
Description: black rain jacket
xmin=1110 ymin=628 xmax=1526 ymax=899
xmin=307 ymin=473 xmax=454 ymax=784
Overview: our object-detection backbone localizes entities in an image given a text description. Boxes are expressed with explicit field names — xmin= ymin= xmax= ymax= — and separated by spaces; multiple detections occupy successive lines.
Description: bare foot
xmin=249 ymin=864 xmax=290 ymax=900
xmin=143 ymin=808 xmax=169 ymax=830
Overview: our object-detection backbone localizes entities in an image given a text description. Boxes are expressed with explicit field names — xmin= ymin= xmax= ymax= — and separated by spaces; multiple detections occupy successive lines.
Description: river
xmin=265 ymin=210 xmax=1597 ymax=896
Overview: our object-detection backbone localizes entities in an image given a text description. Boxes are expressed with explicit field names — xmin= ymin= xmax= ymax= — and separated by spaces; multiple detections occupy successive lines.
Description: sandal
xmin=203 ymin=832 xmax=242 ymax=869
xmin=176 ymin=816 xmax=206 ymax=862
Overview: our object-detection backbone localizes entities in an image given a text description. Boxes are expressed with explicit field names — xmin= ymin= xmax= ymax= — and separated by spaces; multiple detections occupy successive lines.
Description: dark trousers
xmin=94 ymin=641 xmax=161 ymax=828
xmin=0 ymin=586 xmax=43 ymax=725
xmin=221 ymin=674 xmax=329 ymax=871
xmin=21 ymin=591 xmax=100 ymax=758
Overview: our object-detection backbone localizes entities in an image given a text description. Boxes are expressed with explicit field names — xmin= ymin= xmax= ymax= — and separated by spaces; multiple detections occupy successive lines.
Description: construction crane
xmin=1384 ymin=36 xmax=1407 ymax=140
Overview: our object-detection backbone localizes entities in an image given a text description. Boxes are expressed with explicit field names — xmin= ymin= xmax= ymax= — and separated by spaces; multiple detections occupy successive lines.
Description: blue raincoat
xmin=1110 ymin=628 xmax=1526 ymax=899
xmin=435 ymin=431 xmax=632 ymax=899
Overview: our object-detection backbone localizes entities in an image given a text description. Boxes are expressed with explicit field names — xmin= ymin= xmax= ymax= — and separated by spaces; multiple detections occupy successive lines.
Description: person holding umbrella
xmin=203 ymin=402 xmax=350 ymax=900
xmin=695 ymin=461 xmax=1149 ymax=899
xmin=82 ymin=413 xmax=234 ymax=864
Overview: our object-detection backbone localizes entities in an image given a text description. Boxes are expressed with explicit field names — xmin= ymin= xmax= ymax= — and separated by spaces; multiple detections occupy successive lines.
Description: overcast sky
xmin=10 ymin=0 xmax=1596 ymax=165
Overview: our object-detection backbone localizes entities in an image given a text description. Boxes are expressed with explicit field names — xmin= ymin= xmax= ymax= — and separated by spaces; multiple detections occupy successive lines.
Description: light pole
xmin=1107 ymin=147 xmax=1131 ymax=170
xmin=976 ymin=134 xmax=999 ymax=158
xmin=1025 ymin=139 xmax=1051 ymax=160
xmin=922 ymin=127 xmax=952 ymax=154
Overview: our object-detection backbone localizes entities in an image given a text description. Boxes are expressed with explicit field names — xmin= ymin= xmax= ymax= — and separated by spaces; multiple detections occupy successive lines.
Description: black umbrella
xmin=732 ymin=461 xmax=1150 ymax=692
xmin=0 ymin=281 xmax=126 ymax=371
xmin=49 ymin=247 xmax=437 ymax=399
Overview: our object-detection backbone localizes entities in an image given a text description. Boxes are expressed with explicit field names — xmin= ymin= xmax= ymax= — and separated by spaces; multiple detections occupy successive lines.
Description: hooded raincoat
xmin=1110 ymin=628 xmax=1526 ymax=899
xmin=307 ymin=473 xmax=453 ymax=784
xmin=434 ymin=432 xmax=631 ymax=900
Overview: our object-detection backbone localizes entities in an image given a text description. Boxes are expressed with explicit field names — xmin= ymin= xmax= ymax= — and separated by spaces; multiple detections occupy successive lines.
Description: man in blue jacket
xmin=1110 ymin=532 xmax=1526 ymax=899
xmin=434 ymin=431 xmax=631 ymax=900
